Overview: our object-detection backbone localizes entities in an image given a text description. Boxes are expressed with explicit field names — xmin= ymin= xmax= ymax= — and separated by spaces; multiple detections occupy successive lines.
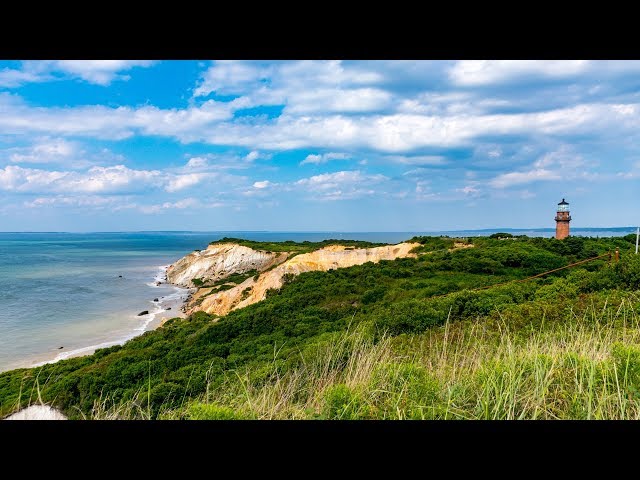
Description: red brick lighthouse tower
xmin=555 ymin=198 xmax=571 ymax=240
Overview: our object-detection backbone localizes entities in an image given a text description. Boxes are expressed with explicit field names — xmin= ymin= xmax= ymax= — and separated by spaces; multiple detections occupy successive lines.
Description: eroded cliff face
xmin=166 ymin=243 xmax=288 ymax=288
xmin=181 ymin=242 xmax=419 ymax=317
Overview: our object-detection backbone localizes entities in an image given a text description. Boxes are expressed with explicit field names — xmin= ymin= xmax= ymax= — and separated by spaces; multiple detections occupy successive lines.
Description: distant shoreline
xmin=0 ymin=227 xmax=636 ymax=235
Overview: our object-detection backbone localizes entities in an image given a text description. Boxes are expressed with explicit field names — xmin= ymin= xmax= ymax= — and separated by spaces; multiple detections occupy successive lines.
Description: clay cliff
xmin=166 ymin=243 xmax=288 ymax=287
xmin=169 ymin=242 xmax=419 ymax=317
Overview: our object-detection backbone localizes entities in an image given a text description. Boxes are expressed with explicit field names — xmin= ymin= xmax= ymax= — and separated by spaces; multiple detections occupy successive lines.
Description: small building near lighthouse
xmin=555 ymin=198 xmax=571 ymax=240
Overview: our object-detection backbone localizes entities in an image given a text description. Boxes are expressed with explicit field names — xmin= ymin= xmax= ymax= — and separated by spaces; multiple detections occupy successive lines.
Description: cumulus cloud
xmin=24 ymin=195 xmax=130 ymax=209
xmin=252 ymin=180 xmax=274 ymax=189
xmin=195 ymin=60 xmax=382 ymax=98
xmin=185 ymin=157 xmax=209 ymax=169
xmin=385 ymin=155 xmax=447 ymax=166
xmin=0 ymin=164 xmax=162 ymax=193
xmin=244 ymin=150 xmax=271 ymax=162
xmin=0 ymin=67 xmax=47 ymax=88
xmin=51 ymin=60 xmax=155 ymax=85
xmin=489 ymin=147 xmax=598 ymax=188
xmin=294 ymin=170 xmax=388 ymax=200
xmin=449 ymin=60 xmax=591 ymax=86
xmin=194 ymin=60 xmax=390 ymax=114
xmin=139 ymin=198 xmax=200 ymax=214
xmin=165 ymin=173 xmax=211 ymax=192
xmin=15 ymin=60 xmax=156 ymax=86
xmin=0 ymin=95 xmax=236 ymax=140
xmin=1 ymin=138 xmax=123 ymax=171
xmin=300 ymin=152 xmax=351 ymax=165
xmin=194 ymin=60 xmax=272 ymax=97
xmin=8 ymin=138 xmax=78 ymax=164
xmin=5 ymin=84 xmax=640 ymax=155
xmin=0 ymin=60 xmax=156 ymax=88
xmin=490 ymin=168 xmax=561 ymax=188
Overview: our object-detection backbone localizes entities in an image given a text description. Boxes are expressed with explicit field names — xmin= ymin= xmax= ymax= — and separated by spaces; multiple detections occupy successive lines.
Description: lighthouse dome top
xmin=557 ymin=198 xmax=570 ymax=212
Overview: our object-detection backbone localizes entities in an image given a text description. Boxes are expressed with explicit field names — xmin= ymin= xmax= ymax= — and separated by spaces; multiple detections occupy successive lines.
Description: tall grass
xmin=89 ymin=291 xmax=640 ymax=420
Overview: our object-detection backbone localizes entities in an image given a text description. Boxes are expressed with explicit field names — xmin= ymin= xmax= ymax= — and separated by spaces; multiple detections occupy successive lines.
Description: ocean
xmin=0 ymin=228 xmax=636 ymax=372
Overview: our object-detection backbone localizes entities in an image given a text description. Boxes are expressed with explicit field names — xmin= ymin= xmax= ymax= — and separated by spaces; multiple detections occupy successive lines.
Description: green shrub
xmin=612 ymin=343 xmax=640 ymax=388
xmin=322 ymin=384 xmax=370 ymax=419
xmin=187 ymin=403 xmax=253 ymax=420
xmin=362 ymin=286 xmax=386 ymax=304
xmin=370 ymin=363 xmax=442 ymax=419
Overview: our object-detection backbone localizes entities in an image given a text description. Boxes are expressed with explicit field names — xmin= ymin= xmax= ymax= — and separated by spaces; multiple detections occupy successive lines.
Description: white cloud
xmin=195 ymin=60 xmax=383 ymax=99
xmin=397 ymin=92 xmax=511 ymax=115
xmin=285 ymin=88 xmax=392 ymax=114
xmin=195 ymin=60 xmax=390 ymax=114
xmin=0 ymin=68 xmax=47 ymax=88
xmin=300 ymin=152 xmax=351 ymax=165
xmin=489 ymin=147 xmax=597 ymax=188
xmin=386 ymin=155 xmax=447 ymax=166
xmin=253 ymin=180 xmax=274 ymax=189
xmin=5 ymin=84 xmax=640 ymax=153
xmin=185 ymin=157 xmax=208 ymax=169
xmin=0 ymin=96 xmax=237 ymax=140
xmin=295 ymin=170 xmax=388 ymax=200
xmin=490 ymin=169 xmax=561 ymax=188
xmin=245 ymin=151 xmax=260 ymax=162
xmin=139 ymin=198 xmax=199 ymax=214
xmin=0 ymin=61 xmax=155 ymax=88
xmin=36 ymin=60 xmax=155 ymax=86
xmin=244 ymin=150 xmax=271 ymax=162
xmin=194 ymin=60 xmax=271 ymax=97
xmin=278 ymin=61 xmax=383 ymax=87
xmin=24 ymin=195 xmax=129 ymax=209
xmin=180 ymin=154 xmax=257 ymax=173
xmin=7 ymin=138 xmax=82 ymax=166
xmin=165 ymin=173 xmax=210 ymax=192
xmin=0 ymin=164 xmax=162 ymax=193
xmin=55 ymin=60 xmax=154 ymax=85
xmin=449 ymin=60 xmax=591 ymax=86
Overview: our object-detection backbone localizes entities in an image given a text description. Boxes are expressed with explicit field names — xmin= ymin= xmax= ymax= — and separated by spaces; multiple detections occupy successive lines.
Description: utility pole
xmin=636 ymin=227 xmax=639 ymax=255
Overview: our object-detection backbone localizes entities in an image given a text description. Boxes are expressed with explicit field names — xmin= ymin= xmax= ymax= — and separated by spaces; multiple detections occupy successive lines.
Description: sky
xmin=0 ymin=60 xmax=638 ymax=232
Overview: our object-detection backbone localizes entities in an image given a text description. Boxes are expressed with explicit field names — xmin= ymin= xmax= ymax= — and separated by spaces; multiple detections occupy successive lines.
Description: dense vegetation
xmin=209 ymin=237 xmax=388 ymax=254
xmin=0 ymin=234 xmax=638 ymax=419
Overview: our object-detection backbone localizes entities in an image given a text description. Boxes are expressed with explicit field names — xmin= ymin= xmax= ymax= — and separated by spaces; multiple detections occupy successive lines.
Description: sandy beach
xmin=3 ymin=264 xmax=192 ymax=372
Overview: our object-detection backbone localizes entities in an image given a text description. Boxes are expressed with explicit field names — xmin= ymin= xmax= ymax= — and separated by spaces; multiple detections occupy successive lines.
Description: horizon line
xmin=0 ymin=226 xmax=637 ymax=234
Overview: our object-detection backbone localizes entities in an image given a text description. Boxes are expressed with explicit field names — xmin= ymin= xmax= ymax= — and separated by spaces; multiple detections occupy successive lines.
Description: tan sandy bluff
xmin=167 ymin=242 xmax=419 ymax=317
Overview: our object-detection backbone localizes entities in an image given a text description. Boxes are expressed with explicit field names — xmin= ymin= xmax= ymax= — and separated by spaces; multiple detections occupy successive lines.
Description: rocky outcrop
xmin=166 ymin=243 xmax=288 ymax=288
xmin=186 ymin=242 xmax=419 ymax=317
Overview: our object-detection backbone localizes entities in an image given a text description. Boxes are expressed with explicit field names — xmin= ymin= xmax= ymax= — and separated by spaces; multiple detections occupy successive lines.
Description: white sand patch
xmin=5 ymin=405 xmax=67 ymax=420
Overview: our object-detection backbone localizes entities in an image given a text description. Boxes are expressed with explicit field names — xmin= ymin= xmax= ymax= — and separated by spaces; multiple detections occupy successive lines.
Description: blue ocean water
xmin=0 ymin=228 xmax=636 ymax=372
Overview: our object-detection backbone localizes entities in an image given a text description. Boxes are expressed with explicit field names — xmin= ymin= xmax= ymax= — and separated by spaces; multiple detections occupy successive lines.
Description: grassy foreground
xmin=96 ymin=290 xmax=640 ymax=420
xmin=1 ymin=234 xmax=639 ymax=419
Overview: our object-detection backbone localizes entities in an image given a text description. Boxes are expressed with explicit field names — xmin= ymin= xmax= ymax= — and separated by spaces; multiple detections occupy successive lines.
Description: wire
xmin=430 ymin=251 xmax=614 ymax=299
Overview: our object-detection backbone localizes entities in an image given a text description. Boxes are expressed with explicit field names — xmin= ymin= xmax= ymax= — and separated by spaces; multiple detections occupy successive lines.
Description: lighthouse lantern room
xmin=555 ymin=198 xmax=571 ymax=240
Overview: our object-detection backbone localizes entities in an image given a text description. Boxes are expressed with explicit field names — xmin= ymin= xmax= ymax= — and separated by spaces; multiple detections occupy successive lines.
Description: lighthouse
xmin=555 ymin=198 xmax=571 ymax=240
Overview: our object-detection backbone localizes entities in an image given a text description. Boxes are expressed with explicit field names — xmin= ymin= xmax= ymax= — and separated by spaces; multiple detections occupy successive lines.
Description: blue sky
xmin=0 ymin=60 xmax=638 ymax=232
